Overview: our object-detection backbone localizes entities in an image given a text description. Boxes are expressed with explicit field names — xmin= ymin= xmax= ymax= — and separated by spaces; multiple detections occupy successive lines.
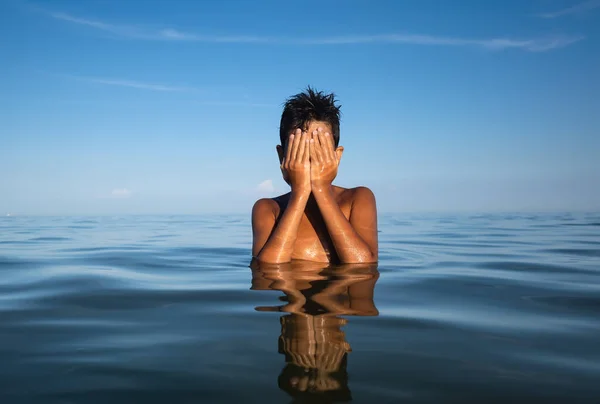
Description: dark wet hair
xmin=279 ymin=86 xmax=341 ymax=148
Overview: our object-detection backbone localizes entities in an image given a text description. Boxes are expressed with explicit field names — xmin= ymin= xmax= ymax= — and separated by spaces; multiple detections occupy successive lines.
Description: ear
xmin=276 ymin=145 xmax=285 ymax=164
xmin=335 ymin=146 xmax=344 ymax=162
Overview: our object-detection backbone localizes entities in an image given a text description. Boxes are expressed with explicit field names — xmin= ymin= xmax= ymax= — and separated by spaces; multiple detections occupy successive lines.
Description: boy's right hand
xmin=281 ymin=128 xmax=311 ymax=195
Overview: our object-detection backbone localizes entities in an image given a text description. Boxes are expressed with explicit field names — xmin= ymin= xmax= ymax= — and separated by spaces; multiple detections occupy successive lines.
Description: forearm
xmin=256 ymin=191 xmax=309 ymax=263
xmin=313 ymin=186 xmax=376 ymax=263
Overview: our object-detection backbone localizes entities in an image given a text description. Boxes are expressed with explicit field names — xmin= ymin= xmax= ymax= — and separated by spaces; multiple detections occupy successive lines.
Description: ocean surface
xmin=1 ymin=213 xmax=599 ymax=403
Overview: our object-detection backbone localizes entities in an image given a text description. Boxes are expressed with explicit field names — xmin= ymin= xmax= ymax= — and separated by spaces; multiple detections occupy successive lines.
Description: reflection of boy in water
xmin=278 ymin=315 xmax=352 ymax=401
xmin=251 ymin=261 xmax=379 ymax=401
xmin=251 ymin=87 xmax=378 ymax=264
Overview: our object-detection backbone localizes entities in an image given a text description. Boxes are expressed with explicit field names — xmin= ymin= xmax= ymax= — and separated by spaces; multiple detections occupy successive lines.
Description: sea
xmin=1 ymin=213 xmax=599 ymax=403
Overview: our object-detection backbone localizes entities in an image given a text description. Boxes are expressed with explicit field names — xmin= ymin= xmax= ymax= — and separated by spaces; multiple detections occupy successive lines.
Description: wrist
xmin=290 ymin=187 xmax=311 ymax=199
xmin=311 ymin=182 xmax=333 ymax=195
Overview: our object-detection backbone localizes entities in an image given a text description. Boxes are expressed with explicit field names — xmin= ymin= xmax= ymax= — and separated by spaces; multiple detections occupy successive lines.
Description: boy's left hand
xmin=309 ymin=128 xmax=339 ymax=190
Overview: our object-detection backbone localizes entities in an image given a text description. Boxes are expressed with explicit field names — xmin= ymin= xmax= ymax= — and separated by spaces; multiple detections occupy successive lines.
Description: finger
xmin=316 ymin=128 xmax=331 ymax=159
xmin=302 ymin=133 xmax=310 ymax=163
xmin=315 ymin=127 xmax=324 ymax=160
xmin=324 ymin=131 xmax=336 ymax=161
xmin=316 ymin=126 xmax=328 ymax=147
xmin=298 ymin=376 xmax=308 ymax=392
xmin=308 ymin=354 xmax=316 ymax=369
xmin=290 ymin=128 xmax=302 ymax=161
xmin=287 ymin=130 xmax=298 ymax=163
xmin=314 ymin=128 xmax=323 ymax=148
xmin=312 ymin=130 xmax=324 ymax=163
xmin=295 ymin=131 xmax=304 ymax=162
xmin=286 ymin=132 xmax=295 ymax=163
xmin=309 ymin=136 xmax=316 ymax=164
xmin=296 ymin=131 xmax=307 ymax=162
xmin=303 ymin=131 xmax=311 ymax=163
xmin=317 ymin=127 xmax=327 ymax=149
xmin=318 ymin=132 xmax=330 ymax=162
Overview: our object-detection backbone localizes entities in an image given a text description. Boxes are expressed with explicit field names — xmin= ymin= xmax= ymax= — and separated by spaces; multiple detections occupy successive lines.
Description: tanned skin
xmin=252 ymin=121 xmax=378 ymax=264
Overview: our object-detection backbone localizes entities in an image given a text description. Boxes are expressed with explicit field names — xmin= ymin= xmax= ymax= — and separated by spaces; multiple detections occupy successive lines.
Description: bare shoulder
xmin=252 ymin=193 xmax=288 ymax=220
xmin=252 ymin=197 xmax=279 ymax=220
xmin=346 ymin=186 xmax=377 ymax=228
xmin=339 ymin=186 xmax=376 ymax=207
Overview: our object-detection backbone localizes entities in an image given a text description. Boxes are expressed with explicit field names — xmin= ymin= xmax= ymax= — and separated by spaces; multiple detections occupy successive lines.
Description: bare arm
xmin=313 ymin=186 xmax=378 ymax=263
xmin=310 ymin=129 xmax=378 ymax=263
xmin=252 ymin=192 xmax=309 ymax=262
xmin=252 ymin=129 xmax=311 ymax=263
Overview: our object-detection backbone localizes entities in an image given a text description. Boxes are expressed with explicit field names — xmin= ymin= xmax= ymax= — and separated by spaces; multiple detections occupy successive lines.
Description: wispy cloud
xmin=71 ymin=75 xmax=194 ymax=92
xmin=256 ymin=180 xmax=275 ymax=194
xmin=51 ymin=73 xmax=273 ymax=105
xmin=300 ymin=34 xmax=584 ymax=51
xmin=110 ymin=188 xmax=132 ymax=198
xmin=539 ymin=0 xmax=600 ymax=18
xmin=46 ymin=11 xmax=583 ymax=52
xmin=49 ymin=11 xmax=267 ymax=42
xmin=96 ymin=188 xmax=133 ymax=199
xmin=49 ymin=11 xmax=150 ymax=38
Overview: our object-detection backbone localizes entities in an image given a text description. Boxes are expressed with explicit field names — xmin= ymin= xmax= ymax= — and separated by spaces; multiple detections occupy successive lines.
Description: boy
xmin=251 ymin=87 xmax=378 ymax=264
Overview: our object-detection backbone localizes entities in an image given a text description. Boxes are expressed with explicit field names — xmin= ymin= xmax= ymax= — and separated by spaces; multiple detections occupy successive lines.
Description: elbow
xmin=255 ymin=251 xmax=292 ymax=264
xmin=340 ymin=251 xmax=378 ymax=264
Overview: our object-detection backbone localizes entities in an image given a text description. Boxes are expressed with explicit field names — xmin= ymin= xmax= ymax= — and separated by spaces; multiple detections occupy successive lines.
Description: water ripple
xmin=0 ymin=213 xmax=599 ymax=402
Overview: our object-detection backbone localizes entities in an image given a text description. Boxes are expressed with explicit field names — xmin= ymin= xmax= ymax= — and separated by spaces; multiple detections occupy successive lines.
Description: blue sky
xmin=1 ymin=0 xmax=598 ymax=215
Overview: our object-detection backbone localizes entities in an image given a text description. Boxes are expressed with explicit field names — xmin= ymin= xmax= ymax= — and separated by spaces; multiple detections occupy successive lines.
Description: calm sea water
xmin=1 ymin=213 xmax=599 ymax=403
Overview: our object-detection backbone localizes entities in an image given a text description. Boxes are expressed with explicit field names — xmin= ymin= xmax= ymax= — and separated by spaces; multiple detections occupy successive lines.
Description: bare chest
xmin=290 ymin=206 xmax=351 ymax=263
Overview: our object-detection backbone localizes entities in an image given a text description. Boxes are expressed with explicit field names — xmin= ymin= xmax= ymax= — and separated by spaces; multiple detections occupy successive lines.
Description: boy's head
xmin=279 ymin=87 xmax=341 ymax=149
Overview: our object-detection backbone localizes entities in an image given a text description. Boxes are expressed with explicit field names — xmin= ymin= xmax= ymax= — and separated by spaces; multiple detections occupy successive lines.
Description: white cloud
xmin=49 ymin=11 xmax=154 ymax=39
xmin=300 ymin=34 xmax=584 ymax=52
xmin=70 ymin=76 xmax=194 ymax=92
xmin=45 ymin=11 xmax=584 ymax=52
xmin=55 ymin=74 xmax=274 ymax=104
xmin=48 ymin=11 xmax=267 ymax=42
xmin=256 ymin=179 xmax=275 ymax=194
xmin=111 ymin=188 xmax=132 ymax=198
xmin=539 ymin=0 xmax=600 ymax=18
